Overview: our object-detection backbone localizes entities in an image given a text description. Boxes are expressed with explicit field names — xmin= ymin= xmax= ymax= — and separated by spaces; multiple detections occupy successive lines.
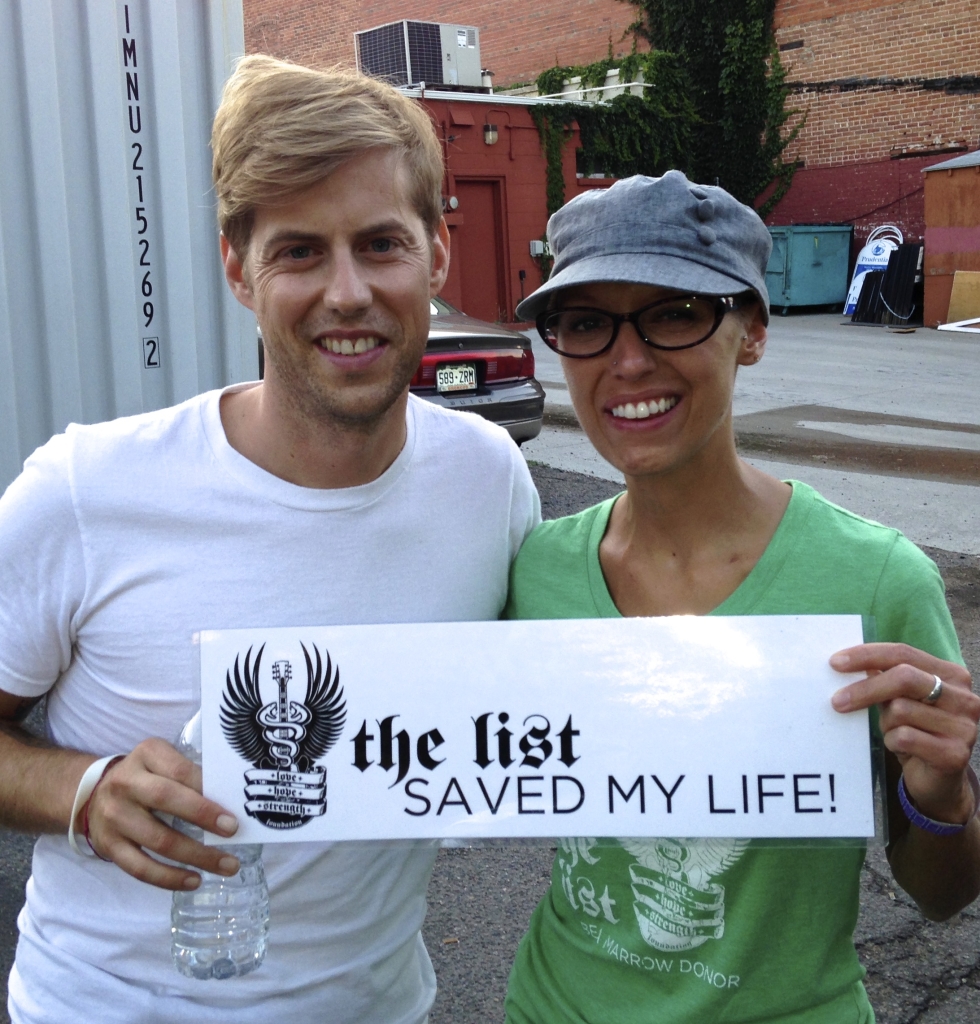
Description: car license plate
xmin=436 ymin=363 xmax=477 ymax=393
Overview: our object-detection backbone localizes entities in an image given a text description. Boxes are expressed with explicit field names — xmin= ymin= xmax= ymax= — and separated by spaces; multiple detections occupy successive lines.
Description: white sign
xmin=200 ymin=615 xmax=873 ymax=844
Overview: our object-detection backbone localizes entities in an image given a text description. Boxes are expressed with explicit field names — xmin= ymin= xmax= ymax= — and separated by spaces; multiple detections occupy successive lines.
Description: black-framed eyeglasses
xmin=537 ymin=295 xmax=737 ymax=359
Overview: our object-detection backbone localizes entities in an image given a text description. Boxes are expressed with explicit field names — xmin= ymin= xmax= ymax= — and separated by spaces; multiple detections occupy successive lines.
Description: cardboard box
xmin=947 ymin=271 xmax=980 ymax=323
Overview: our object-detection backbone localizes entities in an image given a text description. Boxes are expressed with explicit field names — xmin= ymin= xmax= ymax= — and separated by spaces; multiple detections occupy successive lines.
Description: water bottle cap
xmin=175 ymin=710 xmax=203 ymax=763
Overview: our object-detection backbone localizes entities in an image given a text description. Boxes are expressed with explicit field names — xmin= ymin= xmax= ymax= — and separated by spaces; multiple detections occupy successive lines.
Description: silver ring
xmin=923 ymin=675 xmax=943 ymax=704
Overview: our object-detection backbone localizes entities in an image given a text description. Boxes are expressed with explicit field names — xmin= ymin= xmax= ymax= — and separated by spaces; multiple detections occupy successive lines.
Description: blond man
xmin=0 ymin=56 xmax=538 ymax=1023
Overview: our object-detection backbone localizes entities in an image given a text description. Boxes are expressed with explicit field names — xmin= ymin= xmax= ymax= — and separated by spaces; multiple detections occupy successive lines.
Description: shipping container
xmin=0 ymin=0 xmax=254 ymax=494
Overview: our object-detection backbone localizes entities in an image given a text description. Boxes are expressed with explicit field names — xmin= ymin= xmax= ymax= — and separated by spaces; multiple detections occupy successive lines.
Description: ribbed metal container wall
xmin=0 ymin=0 xmax=255 ymax=493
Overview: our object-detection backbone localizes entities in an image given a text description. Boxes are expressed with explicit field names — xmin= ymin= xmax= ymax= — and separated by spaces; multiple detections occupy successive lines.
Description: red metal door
xmin=454 ymin=179 xmax=507 ymax=322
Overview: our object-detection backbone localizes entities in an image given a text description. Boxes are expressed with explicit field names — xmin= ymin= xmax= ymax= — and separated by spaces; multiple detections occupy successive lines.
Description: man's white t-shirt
xmin=0 ymin=387 xmax=540 ymax=1024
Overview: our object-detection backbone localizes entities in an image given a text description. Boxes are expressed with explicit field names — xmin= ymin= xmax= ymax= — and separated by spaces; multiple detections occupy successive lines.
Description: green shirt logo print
xmin=558 ymin=838 xmax=617 ymax=920
xmin=620 ymin=838 xmax=749 ymax=952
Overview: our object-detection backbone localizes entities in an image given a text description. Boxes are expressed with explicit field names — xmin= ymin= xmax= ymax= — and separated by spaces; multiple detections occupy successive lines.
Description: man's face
xmin=223 ymin=149 xmax=449 ymax=430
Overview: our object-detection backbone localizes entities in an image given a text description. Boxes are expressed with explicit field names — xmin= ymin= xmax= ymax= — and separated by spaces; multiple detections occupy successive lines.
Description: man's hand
xmin=83 ymin=738 xmax=242 ymax=891
xmin=830 ymin=643 xmax=979 ymax=823
xmin=0 ymin=690 xmax=243 ymax=890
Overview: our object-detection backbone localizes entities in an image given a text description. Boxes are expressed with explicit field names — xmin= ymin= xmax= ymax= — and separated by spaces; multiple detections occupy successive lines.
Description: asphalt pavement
xmin=2 ymin=315 xmax=979 ymax=1022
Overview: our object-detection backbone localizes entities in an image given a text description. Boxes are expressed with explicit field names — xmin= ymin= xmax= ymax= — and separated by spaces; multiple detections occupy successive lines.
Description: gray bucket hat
xmin=516 ymin=170 xmax=772 ymax=324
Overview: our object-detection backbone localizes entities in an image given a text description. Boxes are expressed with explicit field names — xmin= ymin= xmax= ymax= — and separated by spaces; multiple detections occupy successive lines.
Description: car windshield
xmin=429 ymin=296 xmax=458 ymax=316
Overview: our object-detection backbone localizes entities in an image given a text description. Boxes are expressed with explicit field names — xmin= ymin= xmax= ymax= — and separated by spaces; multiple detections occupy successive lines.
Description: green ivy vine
xmin=531 ymin=0 xmax=801 ymax=221
xmin=536 ymin=39 xmax=620 ymax=97
xmin=626 ymin=0 xmax=801 ymax=212
xmin=535 ymin=66 xmax=577 ymax=97
xmin=531 ymin=51 xmax=698 ymax=219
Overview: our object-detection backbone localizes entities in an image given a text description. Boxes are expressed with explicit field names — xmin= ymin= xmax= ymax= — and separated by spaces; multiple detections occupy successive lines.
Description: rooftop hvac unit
xmin=355 ymin=21 xmax=482 ymax=88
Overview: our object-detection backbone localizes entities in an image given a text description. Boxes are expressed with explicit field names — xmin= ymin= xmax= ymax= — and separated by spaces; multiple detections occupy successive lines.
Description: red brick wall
xmin=775 ymin=0 xmax=980 ymax=168
xmin=240 ymin=0 xmax=979 ymax=255
xmin=780 ymin=88 xmax=978 ymax=169
xmin=767 ymin=0 xmax=978 ymax=246
xmin=777 ymin=0 xmax=905 ymax=30
xmin=243 ymin=0 xmax=636 ymax=88
xmin=242 ymin=0 xmax=978 ymax=148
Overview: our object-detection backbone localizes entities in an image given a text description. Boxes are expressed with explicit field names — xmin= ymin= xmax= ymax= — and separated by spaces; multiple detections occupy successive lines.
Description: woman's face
xmin=555 ymin=282 xmax=767 ymax=480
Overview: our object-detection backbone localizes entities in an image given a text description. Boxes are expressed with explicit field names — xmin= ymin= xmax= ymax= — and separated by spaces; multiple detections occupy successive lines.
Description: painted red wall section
xmin=424 ymin=98 xmax=581 ymax=322
xmin=764 ymin=155 xmax=939 ymax=246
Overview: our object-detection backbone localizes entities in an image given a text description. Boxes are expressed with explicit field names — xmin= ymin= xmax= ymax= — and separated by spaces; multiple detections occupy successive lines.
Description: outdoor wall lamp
xmin=484 ymin=109 xmax=515 ymax=160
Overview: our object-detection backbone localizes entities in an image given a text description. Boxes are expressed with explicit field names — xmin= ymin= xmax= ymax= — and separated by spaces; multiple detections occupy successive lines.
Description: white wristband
xmin=68 ymin=755 xmax=125 ymax=857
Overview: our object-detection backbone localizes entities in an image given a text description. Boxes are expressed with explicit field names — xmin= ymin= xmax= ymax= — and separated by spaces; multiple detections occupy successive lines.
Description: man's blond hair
xmin=212 ymin=55 xmax=444 ymax=257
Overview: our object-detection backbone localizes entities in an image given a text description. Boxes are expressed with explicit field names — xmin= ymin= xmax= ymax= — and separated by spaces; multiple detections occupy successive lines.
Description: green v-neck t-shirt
xmin=503 ymin=481 xmax=961 ymax=1024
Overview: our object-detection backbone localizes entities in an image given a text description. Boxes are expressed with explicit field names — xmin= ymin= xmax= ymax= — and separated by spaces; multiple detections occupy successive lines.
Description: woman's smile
xmin=607 ymin=395 xmax=679 ymax=421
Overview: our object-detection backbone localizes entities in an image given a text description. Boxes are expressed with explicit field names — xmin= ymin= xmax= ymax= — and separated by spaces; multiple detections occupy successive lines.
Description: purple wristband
xmin=897 ymin=768 xmax=980 ymax=836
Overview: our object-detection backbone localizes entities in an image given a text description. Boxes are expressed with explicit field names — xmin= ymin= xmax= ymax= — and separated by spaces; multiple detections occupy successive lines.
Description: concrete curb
xmin=542 ymin=405 xmax=580 ymax=429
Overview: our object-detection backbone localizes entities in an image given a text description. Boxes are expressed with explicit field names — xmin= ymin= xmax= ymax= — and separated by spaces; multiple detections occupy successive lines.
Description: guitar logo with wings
xmin=620 ymin=837 xmax=748 ymax=951
xmin=220 ymin=643 xmax=347 ymax=829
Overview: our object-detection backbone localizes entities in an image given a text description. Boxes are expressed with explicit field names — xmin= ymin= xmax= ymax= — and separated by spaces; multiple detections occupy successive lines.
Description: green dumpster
xmin=765 ymin=225 xmax=853 ymax=314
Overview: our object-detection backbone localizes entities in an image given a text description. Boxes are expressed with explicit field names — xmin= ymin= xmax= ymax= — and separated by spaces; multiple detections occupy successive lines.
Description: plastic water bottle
xmin=170 ymin=711 xmax=270 ymax=980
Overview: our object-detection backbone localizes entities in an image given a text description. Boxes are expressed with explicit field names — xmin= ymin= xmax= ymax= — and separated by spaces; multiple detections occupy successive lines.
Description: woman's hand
xmin=830 ymin=642 xmax=979 ymax=824
xmin=830 ymin=642 xmax=980 ymax=920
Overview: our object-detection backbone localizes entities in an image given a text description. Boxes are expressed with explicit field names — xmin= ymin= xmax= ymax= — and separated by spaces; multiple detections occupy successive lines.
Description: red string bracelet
xmin=81 ymin=755 xmax=125 ymax=861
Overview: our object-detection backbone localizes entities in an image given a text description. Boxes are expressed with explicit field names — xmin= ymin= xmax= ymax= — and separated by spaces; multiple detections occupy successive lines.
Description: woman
xmin=503 ymin=171 xmax=980 ymax=1023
